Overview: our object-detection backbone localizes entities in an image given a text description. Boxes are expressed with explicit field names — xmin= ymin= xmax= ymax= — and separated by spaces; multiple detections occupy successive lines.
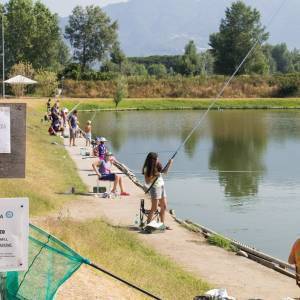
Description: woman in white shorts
xmin=142 ymin=152 xmax=173 ymax=228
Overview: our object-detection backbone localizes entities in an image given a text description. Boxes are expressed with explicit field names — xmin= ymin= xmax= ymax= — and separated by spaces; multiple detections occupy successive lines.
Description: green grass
xmin=207 ymin=234 xmax=237 ymax=252
xmin=61 ymin=97 xmax=300 ymax=111
xmin=48 ymin=218 xmax=211 ymax=300
xmin=0 ymin=100 xmax=87 ymax=215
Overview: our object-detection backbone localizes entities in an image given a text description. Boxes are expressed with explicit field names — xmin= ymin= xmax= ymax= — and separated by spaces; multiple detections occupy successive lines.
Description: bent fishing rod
xmin=145 ymin=0 xmax=288 ymax=194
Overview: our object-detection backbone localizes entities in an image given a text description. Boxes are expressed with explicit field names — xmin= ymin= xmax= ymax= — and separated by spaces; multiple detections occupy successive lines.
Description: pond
xmin=79 ymin=109 xmax=300 ymax=260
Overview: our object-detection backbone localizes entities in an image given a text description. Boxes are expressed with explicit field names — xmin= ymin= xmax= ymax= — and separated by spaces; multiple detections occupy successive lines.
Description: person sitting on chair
xmin=288 ymin=238 xmax=300 ymax=287
xmin=92 ymin=152 xmax=130 ymax=196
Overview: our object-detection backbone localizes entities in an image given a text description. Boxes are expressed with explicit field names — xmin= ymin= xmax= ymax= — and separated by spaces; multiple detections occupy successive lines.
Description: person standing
xmin=142 ymin=152 xmax=173 ymax=228
xmin=47 ymin=98 xmax=51 ymax=113
xmin=84 ymin=120 xmax=92 ymax=147
xmin=68 ymin=110 xmax=78 ymax=147
xmin=288 ymin=239 xmax=300 ymax=287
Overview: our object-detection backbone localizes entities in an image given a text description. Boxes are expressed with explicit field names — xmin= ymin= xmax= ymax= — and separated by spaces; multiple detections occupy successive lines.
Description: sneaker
xmin=120 ymin=192 xmax=130 ymax=196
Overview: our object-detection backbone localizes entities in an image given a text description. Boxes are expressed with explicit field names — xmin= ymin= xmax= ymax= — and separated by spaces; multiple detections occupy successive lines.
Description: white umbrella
xmin=4 ymin=75 xmax=37 ymax=85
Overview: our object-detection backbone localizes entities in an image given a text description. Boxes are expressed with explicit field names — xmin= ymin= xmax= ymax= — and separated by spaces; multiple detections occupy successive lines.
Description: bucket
xmin=93 ymin=186 xmax=107 ymax=193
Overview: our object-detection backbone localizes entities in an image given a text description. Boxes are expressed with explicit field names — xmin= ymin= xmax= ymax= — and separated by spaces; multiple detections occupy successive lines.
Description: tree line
xmin=1 ymin=0 xmax=300 ymax=96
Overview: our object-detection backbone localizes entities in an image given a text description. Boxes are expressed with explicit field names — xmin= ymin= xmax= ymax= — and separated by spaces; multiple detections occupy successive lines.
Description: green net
xmin=6 ymin=224 xmax=89 ymax=300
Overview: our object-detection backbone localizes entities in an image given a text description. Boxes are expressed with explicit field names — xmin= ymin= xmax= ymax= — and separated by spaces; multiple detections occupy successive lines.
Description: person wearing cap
xmin=98 ymin=137 xmax=108 ymax=160
xmin=288 ymin=239 xmax=300 ymax=287
xmin=84 ymin=120 xmax=92 ymax=147
xmin=92 ymin=152 xmax=130 ymax=196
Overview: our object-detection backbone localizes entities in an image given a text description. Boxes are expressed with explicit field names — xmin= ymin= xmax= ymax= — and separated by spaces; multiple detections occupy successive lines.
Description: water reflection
xmin=79 ymin=109 xmax=300 ymax=259
xmin=209 ymin=111 xmax=267 ymax=197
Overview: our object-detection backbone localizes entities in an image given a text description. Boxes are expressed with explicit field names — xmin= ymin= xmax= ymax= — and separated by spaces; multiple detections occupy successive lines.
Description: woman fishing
xmin=142 ymin=152 xmax=173 ymax=229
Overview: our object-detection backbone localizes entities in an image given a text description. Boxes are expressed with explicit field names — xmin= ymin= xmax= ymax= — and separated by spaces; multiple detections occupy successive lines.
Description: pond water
xmin=79 ymin=109 xmax=300 ymax=260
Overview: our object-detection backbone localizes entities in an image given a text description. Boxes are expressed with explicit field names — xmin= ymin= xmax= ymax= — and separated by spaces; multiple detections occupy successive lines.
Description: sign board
xmin=0 ymin=107 xmax=11 ymax=153
xmin=0 ymin=103 xmax=26 ymax=178
xmin=0 ymin=198 xmax=29 ymax=272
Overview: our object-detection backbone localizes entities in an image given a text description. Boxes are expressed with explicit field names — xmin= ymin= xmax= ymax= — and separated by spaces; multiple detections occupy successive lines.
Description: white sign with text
xmin=0 ymin=198 xmax=29 ymax=272
xmin=0 ymin=107 xmax=11 ymax=153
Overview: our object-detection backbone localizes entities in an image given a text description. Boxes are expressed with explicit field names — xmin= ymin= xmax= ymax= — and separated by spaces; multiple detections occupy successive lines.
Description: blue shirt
xmin=98 ymin=143 xmax=106 ymax=159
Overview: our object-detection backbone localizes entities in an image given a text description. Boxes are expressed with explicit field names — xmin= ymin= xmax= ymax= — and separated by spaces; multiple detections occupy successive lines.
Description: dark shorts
xmin=100 ymin=174 xmax=116 ymax=181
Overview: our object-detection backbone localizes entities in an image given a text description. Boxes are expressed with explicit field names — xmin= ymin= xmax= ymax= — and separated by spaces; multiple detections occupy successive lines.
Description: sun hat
xmin=87 ymin=120 xmax=91 ymax=124
xmin=99 ymin=137 xmax=107 ymax=142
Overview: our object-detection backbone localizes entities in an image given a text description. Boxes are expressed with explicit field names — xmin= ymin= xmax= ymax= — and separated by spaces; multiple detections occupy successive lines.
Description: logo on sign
xmin=5 ymin=211 xmax=13 ymax=218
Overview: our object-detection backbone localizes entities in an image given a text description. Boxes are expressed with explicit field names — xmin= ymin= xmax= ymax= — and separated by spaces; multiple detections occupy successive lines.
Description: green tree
xmin=113 ymin=76 xmax=128 ymax=108
xmin=34 ymin=70 xmax=58 ymax=97
xmin=271 ymin=43 xmax=293 ymax=73
xmin=209 ymin=1 xmax=269 ymax=75
xmin=262 ymin=44 xmax=277 ymax=74
xmin=180 ymin=41 xmax=202 ymax=76
xmin=65 ymin=5 xmax=118 ymax=71
xmin=4 ymin=0 xmax=67 ymax=71
xmin=110 ymin=42 xmax=126 ymax=66
xmin=148 ymin=64 xmax=167 ymax=78
xmin=290 ymin=49 xmax=300 ymax=72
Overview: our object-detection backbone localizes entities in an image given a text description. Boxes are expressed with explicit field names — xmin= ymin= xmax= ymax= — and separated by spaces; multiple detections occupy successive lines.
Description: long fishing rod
xmin=145 ymin=0 xmax=288 ymax=194
xmin=67 ymin=102 xmax=81 ymax=118
xmin=88 ymin=262 xmax=161 ymax=299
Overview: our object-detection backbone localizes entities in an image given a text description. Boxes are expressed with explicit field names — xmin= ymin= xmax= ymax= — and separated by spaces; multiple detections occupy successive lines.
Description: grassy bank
xmin=47 ymin=218 xmax=211 ymax=299
xmin=0 ymin=100 xmax=86 ymax=215
xmin=61 ymin=97 xmax=300 ymax=111
xmin=1 ymin=99 xmax=211 ymax=299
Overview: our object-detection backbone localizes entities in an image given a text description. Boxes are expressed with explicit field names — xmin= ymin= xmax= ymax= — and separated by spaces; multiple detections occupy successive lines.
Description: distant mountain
xmin=60 ymin=0 xmax=300 ymax=56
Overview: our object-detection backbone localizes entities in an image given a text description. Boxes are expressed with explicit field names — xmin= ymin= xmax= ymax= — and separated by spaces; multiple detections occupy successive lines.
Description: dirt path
xmin=54 ymin=138 xmax=299 ymax=299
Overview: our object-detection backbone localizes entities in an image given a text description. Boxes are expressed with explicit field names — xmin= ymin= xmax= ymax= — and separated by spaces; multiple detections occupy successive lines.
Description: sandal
xmin=121 ymin=192 xmax=130 ymax=196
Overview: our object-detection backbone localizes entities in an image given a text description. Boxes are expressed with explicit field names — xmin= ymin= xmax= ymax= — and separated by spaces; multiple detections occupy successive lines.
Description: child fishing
xmin=142 ymin=152 xmax=173 ymax=229
xmin=84 ymin=120 xmax=92 ymax=147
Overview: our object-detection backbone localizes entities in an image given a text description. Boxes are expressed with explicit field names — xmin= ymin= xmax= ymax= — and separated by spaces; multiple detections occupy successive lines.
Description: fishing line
xmin=145 ymin=0 xmax=288 ymax=194
xmin=67 ymin=102 xmax=81 ymax=117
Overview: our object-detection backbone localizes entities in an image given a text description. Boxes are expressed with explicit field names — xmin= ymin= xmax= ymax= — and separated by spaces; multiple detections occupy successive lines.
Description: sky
xmin=21 ymin=0 xmax=127 ymax=16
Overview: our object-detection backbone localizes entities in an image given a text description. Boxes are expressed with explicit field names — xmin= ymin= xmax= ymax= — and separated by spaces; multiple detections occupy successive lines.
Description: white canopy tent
xmin=4 ymin=75 xmax=37 ymax=97
xmin=4 ymin=75 xmax=37 ymax=85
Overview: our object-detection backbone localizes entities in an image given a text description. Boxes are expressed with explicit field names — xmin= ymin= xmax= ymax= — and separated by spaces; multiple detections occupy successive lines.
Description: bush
xmin=207 ymin=234 xmax=237 ymax=252
xmin=35 ymin=70 xmax=58 ymax=97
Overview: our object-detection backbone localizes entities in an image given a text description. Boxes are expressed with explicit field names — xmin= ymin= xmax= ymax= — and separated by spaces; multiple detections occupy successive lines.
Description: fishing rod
xmin=88 ymin=262 xmax=161 ymax=300
xmin=67 ymin=102 xmax=81 ymax=118
xmin=88 ymin=170 xmax=262 ymax=177
xmin=145 ymin=0 xmax=288 ymax=194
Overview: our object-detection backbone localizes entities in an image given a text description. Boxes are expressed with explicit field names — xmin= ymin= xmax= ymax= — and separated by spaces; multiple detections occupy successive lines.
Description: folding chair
xmin=139 ymin=199 xmax=160 ymax=228
xmin=95 ymin=175 xmax=121 ymax=199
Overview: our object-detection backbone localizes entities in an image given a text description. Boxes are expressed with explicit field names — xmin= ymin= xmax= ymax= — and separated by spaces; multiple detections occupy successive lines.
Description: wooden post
xmin=0 ymin=103 xmax=26 ymax=178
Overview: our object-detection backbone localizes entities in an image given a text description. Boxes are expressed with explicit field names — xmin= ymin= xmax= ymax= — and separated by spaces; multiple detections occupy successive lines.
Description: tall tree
xmin=65 ymin=5 xmax=118 ymax=71
xmin=180 ymin=40 xmax=202 ymax=76
xmin=5 ymin=0 xmax=67 ymax=71
xmin=271 ymin=43 xmax=293 ymax=73
xmin=209 ymin=1 xmax=269 ymax=75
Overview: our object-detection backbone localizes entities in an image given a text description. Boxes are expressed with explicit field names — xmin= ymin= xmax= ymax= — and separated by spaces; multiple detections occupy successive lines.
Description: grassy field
xmin=61 ymin=97 xmax=300 ymax=111
xmin=1 ymin=99 xmax=211 ymax=299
